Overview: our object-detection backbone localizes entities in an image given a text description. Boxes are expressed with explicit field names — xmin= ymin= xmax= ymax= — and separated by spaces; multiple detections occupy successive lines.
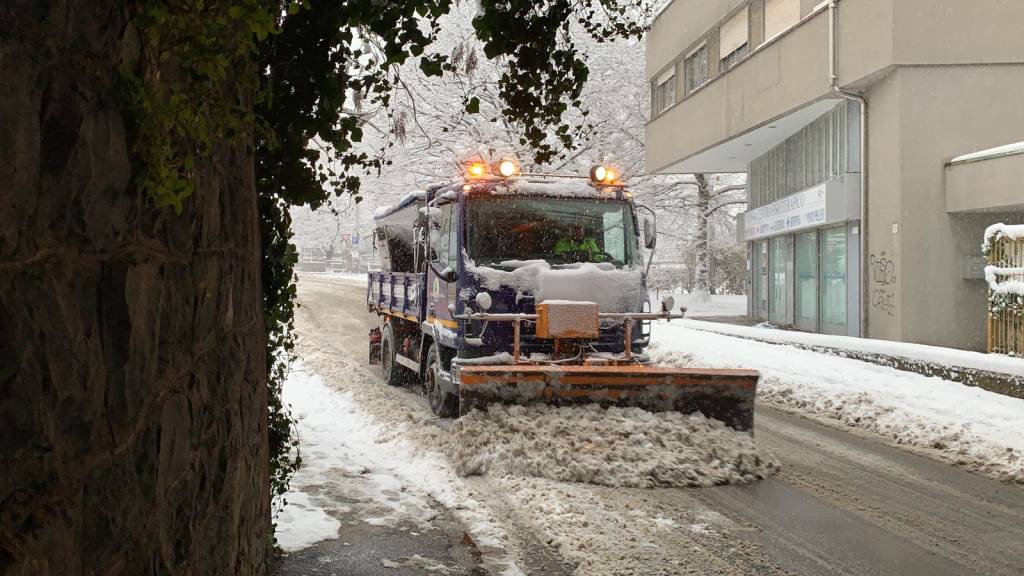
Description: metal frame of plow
xmin=454 ymin=311 xmax=685 ymax=363
xmin=451 ymin=311 xmax=760 ymax=431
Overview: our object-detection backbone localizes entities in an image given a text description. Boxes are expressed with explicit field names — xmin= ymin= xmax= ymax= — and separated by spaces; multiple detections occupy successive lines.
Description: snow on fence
xmin=983 ymin=224 xmax=1024 ymax=356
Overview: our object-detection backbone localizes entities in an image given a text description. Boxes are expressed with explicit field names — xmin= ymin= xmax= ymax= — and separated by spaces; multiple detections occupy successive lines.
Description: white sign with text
xmin=744 ymin=183 xmax=827 ymax=240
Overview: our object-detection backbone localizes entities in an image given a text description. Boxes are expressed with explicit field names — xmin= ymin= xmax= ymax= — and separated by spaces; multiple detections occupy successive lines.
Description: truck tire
xmin=381 ymin=324 xmax=410 ymax=387
xmin=424 ymin=344 xmax=457 ymax=418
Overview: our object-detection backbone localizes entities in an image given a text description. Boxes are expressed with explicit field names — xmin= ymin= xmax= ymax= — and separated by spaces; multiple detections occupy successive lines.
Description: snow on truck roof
xmin=373 ymin=190 xmax=426 ymax=220
xmin=372 ymin=177 xmax=622 ymax=221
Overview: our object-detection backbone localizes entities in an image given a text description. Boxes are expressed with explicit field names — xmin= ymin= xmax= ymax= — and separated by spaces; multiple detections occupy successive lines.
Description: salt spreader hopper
xmin=367 ymin=159 xmax=759 ymax=431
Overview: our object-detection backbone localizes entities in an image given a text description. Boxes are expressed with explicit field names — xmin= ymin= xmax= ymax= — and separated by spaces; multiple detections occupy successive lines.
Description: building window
xmin=719 ymin=7 xmax=750 ymax=71
xmin=765 ymin=0 xmax=800 ymax=42
xmin=684 ymin=42 xmax=709 ymax=95
xmin=654 ymin=68 xmax=676 ymax=113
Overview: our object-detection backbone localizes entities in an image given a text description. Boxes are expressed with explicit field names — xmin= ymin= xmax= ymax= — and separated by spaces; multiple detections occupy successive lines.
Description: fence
xmin=986 ymin=231 xmax=1024 ymax=356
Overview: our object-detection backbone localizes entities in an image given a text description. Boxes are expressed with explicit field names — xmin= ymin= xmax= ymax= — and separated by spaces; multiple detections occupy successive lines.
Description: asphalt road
xmin=289 ymin=274 xmax=1024 ymax=576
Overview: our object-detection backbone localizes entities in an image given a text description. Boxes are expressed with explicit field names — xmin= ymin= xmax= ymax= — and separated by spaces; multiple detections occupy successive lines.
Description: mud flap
xmin=369 ymin=328 xmax=382 ymax=365
xmin=456 ymin=365 xmax=759 ymax=432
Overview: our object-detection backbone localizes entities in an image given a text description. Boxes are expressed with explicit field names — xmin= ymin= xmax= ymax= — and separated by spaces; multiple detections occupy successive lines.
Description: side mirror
xmin=440 ymin=266 xmax=458 ymax=283
xmin=643 ymin=215 xmax=657 ymax=249
xmin=660 ymin=295 xmax=675 ymax=313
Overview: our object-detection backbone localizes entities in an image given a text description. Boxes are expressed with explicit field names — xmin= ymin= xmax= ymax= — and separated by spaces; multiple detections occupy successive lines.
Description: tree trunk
xmin=691 ymin=174 xmax=712 ymax=304
xmin=0 ymin=2 xmax=269 ymax=574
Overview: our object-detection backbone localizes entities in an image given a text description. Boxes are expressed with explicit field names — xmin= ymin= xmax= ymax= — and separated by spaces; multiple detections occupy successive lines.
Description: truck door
xmin=427 ymin=203 xmax=460 ymax=345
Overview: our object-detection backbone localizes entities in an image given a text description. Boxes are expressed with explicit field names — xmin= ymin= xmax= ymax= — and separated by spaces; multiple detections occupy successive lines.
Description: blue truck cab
xmin=368 ymin=166 xmax=661 ymax=417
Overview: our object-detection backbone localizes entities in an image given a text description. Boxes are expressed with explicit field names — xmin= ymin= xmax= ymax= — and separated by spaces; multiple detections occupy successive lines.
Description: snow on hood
xmin=465 ymin=259 xmax=645 ymax=313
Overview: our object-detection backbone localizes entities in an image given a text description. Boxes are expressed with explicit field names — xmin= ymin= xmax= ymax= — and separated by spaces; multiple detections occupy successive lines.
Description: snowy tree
xmin=289 ymin=0 xmax=750 ymax=291
xmin=691 ymin=174 xmax=747 ymax=302
xmin=643 ymin=173 xmax=746 ymax=300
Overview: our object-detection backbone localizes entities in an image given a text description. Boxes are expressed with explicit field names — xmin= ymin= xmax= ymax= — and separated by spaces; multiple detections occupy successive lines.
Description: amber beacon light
xmin=590 ymin=164 xmax=617 ymax=184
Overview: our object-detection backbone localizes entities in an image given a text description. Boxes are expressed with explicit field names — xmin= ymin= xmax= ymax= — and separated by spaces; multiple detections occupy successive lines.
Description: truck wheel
xmin=381 ymin=324 xmax=409 ymax=387
xmin=424 ymin=345 xmax=457 ymax=418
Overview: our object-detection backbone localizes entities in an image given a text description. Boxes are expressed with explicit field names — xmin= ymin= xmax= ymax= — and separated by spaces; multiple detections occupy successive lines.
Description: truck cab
xmin=367 ymin=160 xmax=755 ymax=431
xmin=369 ymin=162 xmax=657 ymax=412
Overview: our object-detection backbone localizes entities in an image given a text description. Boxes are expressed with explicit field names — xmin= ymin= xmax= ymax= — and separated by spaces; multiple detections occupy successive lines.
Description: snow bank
xmin=648 ymin=323 xmax=1024 ymax=483
xmin=649 ymin=292 xmax=747 ymax=317
xmin=287 ymin=340 xmax=526 ymax=575
xmin=683 ymin=319 xmax=1024 ymax=379
xmin=276 ymin=364 xmax=441 ymax=550
xmin=467 ymin=260 xmax=645 ymax=313
xmin=449 ymin=404 xmax=777 ymax=488
xmin=274 ymin=490 xmax=342 ymax=552
xmin=298 ymin=271 xmax=368 ymax=287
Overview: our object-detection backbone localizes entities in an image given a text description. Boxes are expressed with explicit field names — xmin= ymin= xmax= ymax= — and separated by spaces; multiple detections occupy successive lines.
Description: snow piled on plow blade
xmin=458 ymin=365 xmax=759 ymax=431
xmin=449 ymin=404 xmax=778 ymax=488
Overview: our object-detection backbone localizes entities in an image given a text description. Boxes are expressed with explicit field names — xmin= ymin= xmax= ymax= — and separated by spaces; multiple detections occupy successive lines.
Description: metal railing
xmin=987 ymin=235 xmax=1024 ymax=356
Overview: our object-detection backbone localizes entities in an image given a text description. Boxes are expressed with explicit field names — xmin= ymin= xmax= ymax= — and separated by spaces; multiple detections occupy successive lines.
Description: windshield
xmin=466 ymin=196 xmax=638 ymax=267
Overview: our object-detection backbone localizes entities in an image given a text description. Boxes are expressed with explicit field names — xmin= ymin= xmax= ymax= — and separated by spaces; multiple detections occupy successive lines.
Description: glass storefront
xmin=820 ymin=226 xmax=848 ymax=334
xmin=751 ymin=224 xmax=854 ymax=334
xmin=795 ymin=231 xmax=817 ymax=330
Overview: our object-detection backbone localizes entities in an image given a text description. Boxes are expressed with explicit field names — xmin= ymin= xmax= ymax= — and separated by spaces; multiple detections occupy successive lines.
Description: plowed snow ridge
xmin=450 ymin=404 xmax=778 ymax=487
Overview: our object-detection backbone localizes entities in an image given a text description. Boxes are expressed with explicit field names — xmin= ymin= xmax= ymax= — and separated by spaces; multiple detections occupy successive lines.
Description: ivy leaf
xmin=419 ymin=55 xmax=443 ymax=77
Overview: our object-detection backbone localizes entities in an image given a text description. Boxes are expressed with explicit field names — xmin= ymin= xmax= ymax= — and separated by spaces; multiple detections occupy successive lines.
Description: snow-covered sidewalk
xmin=276 ymin=361 xmax=523 ymax=574
xmin=649 ymin=292 xmax=748 ymax=318
xmin=682 ymin=318 xmax=1024 ymax=379
xmin=648 ymin=321 xmax=1024 ymax=483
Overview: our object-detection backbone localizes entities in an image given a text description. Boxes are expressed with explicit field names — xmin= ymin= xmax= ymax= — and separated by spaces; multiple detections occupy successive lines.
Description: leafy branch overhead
xmin=261 ymin=0 xmax=652 ymax=211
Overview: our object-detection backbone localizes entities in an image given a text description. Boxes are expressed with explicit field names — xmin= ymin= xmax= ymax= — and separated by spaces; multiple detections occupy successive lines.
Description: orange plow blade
xmin=457 ymin=365 xmax=759 ymax=431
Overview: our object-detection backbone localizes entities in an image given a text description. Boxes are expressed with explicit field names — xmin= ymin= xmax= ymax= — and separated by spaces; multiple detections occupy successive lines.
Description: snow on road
xmin=289 ymin=277 xmax=1024 ymax=575
xmin=451 ymin=404 xmax=777 ymax=487
xmin=276 ymin=360 xmax=524 ymax=575
xmin=649 ymin=321 xmax=1024 ymax=483
xmin=282 ymin=316 xmax=780 ymax=575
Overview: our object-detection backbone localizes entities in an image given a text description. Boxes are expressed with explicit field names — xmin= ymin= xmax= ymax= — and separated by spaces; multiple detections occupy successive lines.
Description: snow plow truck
xmin=367 ymin=159 xmax=759 ymax=431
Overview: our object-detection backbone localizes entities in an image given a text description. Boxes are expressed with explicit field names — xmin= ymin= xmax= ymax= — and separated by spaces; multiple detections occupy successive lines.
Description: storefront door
xmin=769 ymin=236 xmax=791 ymax=325
xmin=820 ymin=226 xmax=848 ymax=334
xmin=752 ymin=241 xmax=769 ymax=320
xmin=795 ymin=231 xmax=818 ymax=331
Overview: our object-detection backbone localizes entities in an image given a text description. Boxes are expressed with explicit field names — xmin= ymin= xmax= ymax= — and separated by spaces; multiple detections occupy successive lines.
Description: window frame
xmin=654 ymin=67 xmax=676 ymax=114
xmin=764 ymin=0 xmax=801 ymax=44
xmin=684 ymin=41 xmax=710 ymax=96
xmin=719 ymin=6 xmax=751 ymax=71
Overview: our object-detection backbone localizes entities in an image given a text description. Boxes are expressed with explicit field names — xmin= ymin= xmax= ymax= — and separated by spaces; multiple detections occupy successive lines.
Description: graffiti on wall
xmin=869 ymin=251 xmax=897 ymax=317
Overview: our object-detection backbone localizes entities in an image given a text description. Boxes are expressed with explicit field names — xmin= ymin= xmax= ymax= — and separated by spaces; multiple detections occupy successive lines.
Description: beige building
xmin=646 ymin=0 xmax=1024 ymax=351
